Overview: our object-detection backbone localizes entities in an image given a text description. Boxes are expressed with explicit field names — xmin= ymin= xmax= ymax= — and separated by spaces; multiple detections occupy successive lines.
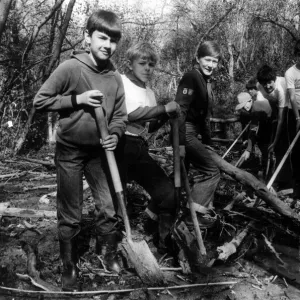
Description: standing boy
xmin=285 ymin=40 xmax=300 ymax=205
xmin=33 ymin=10 xmax=127 ymax=290
xmin=120 ymin=42 xmax=180 ymax=254
xmin=256 ymin=65 xmax=288 ymax=154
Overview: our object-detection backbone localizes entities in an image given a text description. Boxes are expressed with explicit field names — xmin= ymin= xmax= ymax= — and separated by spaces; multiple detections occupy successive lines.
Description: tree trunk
xmin=14 ymin=0 xmax=75 ymax=153
xmin=208 ymin=149 xmax=300 ymax=222
xmin=0 ymin=0 xmax=13 ymax=43
xmin=44 ymin=0 xmax=76 ymax=144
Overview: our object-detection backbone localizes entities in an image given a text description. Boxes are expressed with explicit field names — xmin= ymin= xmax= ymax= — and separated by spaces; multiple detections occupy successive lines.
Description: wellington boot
xmin=59 ymin=239 xmax=79 ymax=292
xmin=158 ymin=213 xmax=174 ymax=255
xmin=96 ymin=231 xmax=122 ymax=274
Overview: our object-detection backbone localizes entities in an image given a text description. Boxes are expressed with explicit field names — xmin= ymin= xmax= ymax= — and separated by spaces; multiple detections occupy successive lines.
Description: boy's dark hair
xmin=126 ymin=41 xmax=158 ymax=64
xmin=246 ymin=77 xmax=257 ymax=90
xmin=86 ymin=10 xmax=122 ymax=40
xmin=294 ymin=40 xmax=300 ymax=56
xmin=196 ymin=41 xmax=221 ymax=60
xmin=257 ymin=65 xmax=276 ymax=85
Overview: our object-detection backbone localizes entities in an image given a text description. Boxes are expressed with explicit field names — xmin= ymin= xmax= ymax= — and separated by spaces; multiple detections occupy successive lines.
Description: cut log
xmin=0 ymin=207 xmax=56 ymax=218
xmin=16 ymin=156 xmax=55 ymax=167
xmin=207 ymin=149 xmax=300 ymax=222
xmin=216 ymin=221 xmax=254 ymax=261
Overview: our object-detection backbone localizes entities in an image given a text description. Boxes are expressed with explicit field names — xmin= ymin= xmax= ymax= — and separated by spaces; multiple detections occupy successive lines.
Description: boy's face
xmin=243 ymin=100 xmax=253 ymax=112
xmin=197 ymin=56 xmax=219 ymax=76
xmin=261 ymin=80 xmax=275 ymax=94
xmin=248 ymin=88 xmax=257 ymax=98
xmin=129 ymin=56 xmax=155 ymax=83
xmin=85 ymin=30 xmax=118 ymax=63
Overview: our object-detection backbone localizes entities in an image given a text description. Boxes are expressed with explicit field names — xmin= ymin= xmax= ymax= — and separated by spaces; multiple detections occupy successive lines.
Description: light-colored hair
xmin=126 ymin=42 xmax=159 ymax=65
xmin=196 ymin=41 xmax=221 ymax=60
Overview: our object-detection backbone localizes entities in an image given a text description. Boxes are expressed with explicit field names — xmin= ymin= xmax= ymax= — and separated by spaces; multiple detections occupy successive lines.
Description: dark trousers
xmin=185 ymin=122 xmax=220 ymax=207
xmin=122 ymin=135 xmax=176 ymax=219
xmin=55 ymin=142 xmax=118 ymax=241
xmin=288 ymin=109 xmax=300 ymax=198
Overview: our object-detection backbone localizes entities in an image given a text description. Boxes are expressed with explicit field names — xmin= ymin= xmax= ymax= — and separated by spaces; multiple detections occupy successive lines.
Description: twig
xmin=0 ymin=281 xmax=238 ymax=296
xmin=16 ymin=156 xmax=54 ymax=167
xmin=23 ymin=184 xmax=56 ymax=191
xmin=261 ymin=234 xmax=286 ymax=266
xmin=160 ymin=267 xmax=182 ymax=271
xmin=16 ymin=273 xmax=52 ymax=292
xmin=282 ymin=277 xmax=288 ymax=288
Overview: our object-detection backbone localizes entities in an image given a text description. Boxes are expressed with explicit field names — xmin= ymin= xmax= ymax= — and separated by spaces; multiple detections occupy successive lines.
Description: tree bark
xmin=0 ymin=0 xmax=13 ymax=43
xmin=208 ymin=149 xmax=300 ymax=222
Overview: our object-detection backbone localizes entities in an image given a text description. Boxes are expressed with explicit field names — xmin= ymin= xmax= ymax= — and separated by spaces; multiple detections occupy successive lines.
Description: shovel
xmin=180 ymin=160 xmax=207 ymax=256
xmin=94 ymin=107 xmax=165 ymax=285
xmin=222 ymin=121 xmax=251 ymax=159
xmin=171 ymin=117 xmax=181 ymax=210
xmin=254 ymin=129 xmax=300 ymax=208
xmin=267 ymin=129 xmax=300 ymax=190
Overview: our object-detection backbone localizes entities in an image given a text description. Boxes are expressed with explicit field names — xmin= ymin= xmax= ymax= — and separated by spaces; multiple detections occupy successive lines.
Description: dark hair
xmin=294 ymin=40 xmax=300 ymax=56
xmin=86 ymin=10 xmax=122 ymax=40
xmin=257 ymin=65 xmax=276 ymax=85
xmin=196 ymin=41 xmax=221 ymax=60
xmin=126 ymin=42 xmax=158 ymax=64
xmin=246 ymin=77 xmax=257 ymax=90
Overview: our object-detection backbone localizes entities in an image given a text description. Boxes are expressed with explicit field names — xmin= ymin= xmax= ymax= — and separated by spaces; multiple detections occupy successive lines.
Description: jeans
xmin=122 ymin=135 xmax=176 ymax=219
xmin=185 ymin=122 xmax=220 ymax=207
xmin=55 ymin=142 xmax=118 ymax=241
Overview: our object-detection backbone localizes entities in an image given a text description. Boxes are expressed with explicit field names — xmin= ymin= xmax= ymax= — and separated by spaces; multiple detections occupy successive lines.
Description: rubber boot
xmin=59 ymin=238 xmax=79 ymax=291
xmin=96 ymin=231 xmax=122 ymax=274
xmin=158 ymin=213 xmax=174 ymax=254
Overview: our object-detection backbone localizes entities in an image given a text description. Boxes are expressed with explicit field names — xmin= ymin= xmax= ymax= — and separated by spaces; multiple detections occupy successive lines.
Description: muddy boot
xmin=96 ymin=231 xmax=122 ymax=274
xmin=158 ymin=213 xmax=174 ymax=255
xmin=59 ymin=238 xmax=79 ymax=291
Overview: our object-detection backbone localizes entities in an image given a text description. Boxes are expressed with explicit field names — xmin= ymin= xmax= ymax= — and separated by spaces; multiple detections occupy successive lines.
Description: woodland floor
xmin=1 ymin=144 xmax=300 ymax=300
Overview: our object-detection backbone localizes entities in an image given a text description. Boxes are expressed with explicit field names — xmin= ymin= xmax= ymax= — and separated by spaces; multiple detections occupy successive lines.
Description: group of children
xmin=235 ymin=47 xmax=300 ymax=193
xmin=32 ymin=8 xmax=300 ymax=292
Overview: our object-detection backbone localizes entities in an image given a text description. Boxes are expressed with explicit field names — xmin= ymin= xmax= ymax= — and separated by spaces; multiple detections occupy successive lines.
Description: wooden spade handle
xmin=94 ymin=107 xmax=132 ymax=240
xmin=171 ymin=118 xmax=181 ymax=188
xmin=180 ymin=160 xmax=207 ymax=256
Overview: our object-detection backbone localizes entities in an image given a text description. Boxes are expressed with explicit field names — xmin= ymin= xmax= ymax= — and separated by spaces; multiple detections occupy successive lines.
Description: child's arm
xmin=34 ymin=61 xmax=103 ymax=112
xmin=107 ymin=74 xmax=128 ymax=142
xmin=174 ymin=73 xmax=195 ymax=146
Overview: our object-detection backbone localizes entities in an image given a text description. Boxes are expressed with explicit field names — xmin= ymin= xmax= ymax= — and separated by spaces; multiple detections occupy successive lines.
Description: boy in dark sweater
xmin=33 ymin=10 xmax=127 ymax=290
xmin=120 ymin=42 xmax=180 ymax=254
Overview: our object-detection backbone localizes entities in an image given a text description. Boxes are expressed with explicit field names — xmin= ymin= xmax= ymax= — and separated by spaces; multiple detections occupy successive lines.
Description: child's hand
xmin=77 ymin=90 xmax=104 ymax=107
xmin=100 ymin=134 xmax=118 ymax=151
xmin=179 ymin=145 xmax=186 ymax=158
xmin=241 ymin=150 xmax=250 ymax=161
xmin=165 ymin=102 xmax=181 ymax=117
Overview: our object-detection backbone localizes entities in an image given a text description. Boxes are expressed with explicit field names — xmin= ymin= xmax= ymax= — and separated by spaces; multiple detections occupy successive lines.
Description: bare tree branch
xmin=194 ymin=4 xmax=236 ymax=57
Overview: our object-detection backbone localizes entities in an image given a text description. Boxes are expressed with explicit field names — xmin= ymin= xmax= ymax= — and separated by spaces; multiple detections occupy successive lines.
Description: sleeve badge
xmin=188 ymin=89 xmax=194 ymax=95
xmin=183 ymin=88 xmax=188 ymax=94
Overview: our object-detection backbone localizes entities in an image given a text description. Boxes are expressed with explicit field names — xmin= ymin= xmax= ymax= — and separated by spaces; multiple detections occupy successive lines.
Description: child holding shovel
xmin=120 ymin=42 xmax=181 ymax=254
xmin=33 ymin=10 xmax=127 ymax=291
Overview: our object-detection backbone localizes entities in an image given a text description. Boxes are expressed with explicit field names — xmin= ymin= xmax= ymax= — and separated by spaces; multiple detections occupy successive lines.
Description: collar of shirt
xmin=125 ymin=72 xmax=146 ymax=89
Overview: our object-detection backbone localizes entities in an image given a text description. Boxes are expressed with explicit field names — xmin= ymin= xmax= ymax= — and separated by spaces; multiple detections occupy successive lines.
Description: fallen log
xmin=0 ymin=207 xmax=57 ymax=218
xmin=207 ymin=149 xmax=300 ymax=222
